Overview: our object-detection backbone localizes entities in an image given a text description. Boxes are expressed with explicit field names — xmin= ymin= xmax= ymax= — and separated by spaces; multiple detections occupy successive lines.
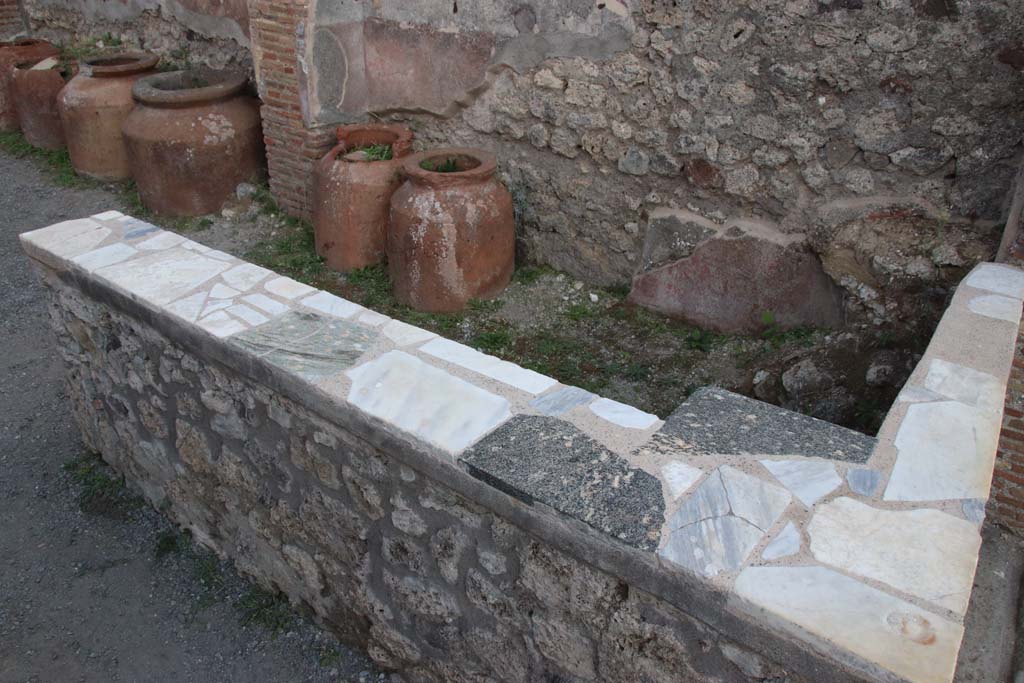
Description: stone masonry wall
xmin=0 ymin=0 xmax=24 ymax=38
xmin=21 ymin=0 xmax=250 ymax=69
xmin=35 ymin=266 xmax=826 ymax=683
xmin=250 ymin=0 xmax=1024 ymax=332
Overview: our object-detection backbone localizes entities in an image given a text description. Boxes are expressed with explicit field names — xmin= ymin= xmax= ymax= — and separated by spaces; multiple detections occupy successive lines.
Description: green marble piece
xmin=231 ymin=310 xmax=375 ymax=378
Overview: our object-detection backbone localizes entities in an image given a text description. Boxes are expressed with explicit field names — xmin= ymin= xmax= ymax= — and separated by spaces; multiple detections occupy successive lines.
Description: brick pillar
xmin=247 ymin=0 xmax=330 ymax=218
xmin=0 ymin=0 xmax=24 ymax=37
xmin=989 ymin=315 xmax=1024 ymax=533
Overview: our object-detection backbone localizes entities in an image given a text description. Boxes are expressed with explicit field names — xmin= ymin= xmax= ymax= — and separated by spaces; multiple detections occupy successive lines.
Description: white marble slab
xmin=136 ymin=232 xmax=186 ymax=251
xmin=421 ymin=337 xmax=558 ymax=395
xmin=91 ymin=210 xmax=124 ymax=221
xmin=197 ymin=311 xmax=247 ymax=338
xmin=94 ymin=248 xmax=230 ymax=307
xmin=808 ymin=497 xmax=981 ymax=615
xmin=589 ymin=397 xmax=659 ymax=430
xmin=301 ymin=291 xmax=364 ymax=319
xmin=963 ymin=263 xmax=1024 ymax=299
xmin=662 ymin=461 xmax=703 ymax=500
xmin=381 ymin=319 xmax=436 ymax=346
xmin=20 ymin=218 xmax=110 ymax=260
xmin=202 ymin=299 xmax=233 ymax=316
xmin=205 ymin=249 xmax=236 ymax=262
xmin=734 ymin=566 xmax=963 ymax=683
xmin=181 ymin=240 xmax=211 ymax=253
xmin=72 ymin=243 xmax=138 ymax=272
xmin=761 ymin=459 xmax=842 ymax=507
xmin=969 ymin=294 xmax=1021 ymax=323
xmin=358 ymin=309 xmax=390 ymax=327
xmin=210 ymin=283 xmax=240 ymax=299
xmin=227 ymin=303 xmax=269 ymax=326
xmin=165 ymin=291 xmax=207 ymax=323
xmin=762 ymin=521 xmax=800 ymax=560
xmin=242 ymin=293 xmax=290 ymax=316
xmin=346 ymin=350 xmax=511 ymax=455
xmin=922 ymin=358 xmax=1004 ymax=415
xmin=265 ymin=276 xmax=315 ymax=300
xmin=222 ymin=263 xmax=271 ymax=291
xmin=885 ymin=401 xmax=998 ymax=502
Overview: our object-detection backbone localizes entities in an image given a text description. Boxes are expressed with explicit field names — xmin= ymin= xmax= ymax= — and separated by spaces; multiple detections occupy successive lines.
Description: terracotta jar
xmin=388 ymin=148 xmax=515 ymax=313
xmin=312 ymin=123 xmax=414 ymax=272
xmin=122 ymin=69 xmax=264 ymax=217
xmin=12 ymin=58 xmax=76 ymax=150
xmin=58 ymin=52 xmax=159 ymax=181
xmin=0 ymin=38 xmax=59 ymax=132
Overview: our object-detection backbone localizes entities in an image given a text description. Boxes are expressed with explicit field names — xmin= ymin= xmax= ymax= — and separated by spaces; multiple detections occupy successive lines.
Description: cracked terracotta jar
xmin=12 ymin=58 xmax=76 ymax=150
xmin=58 ymin=52 xmax=159 ymax=181
xmin=122 ymin=69 xmax=264 ymax=217
xmin=387 ymin=148 xmax=515 ymax=313
xmin=312 ymin=123 xmax=414 ymax=272
xmin=0 ymin=38 xmax=59 ymax=132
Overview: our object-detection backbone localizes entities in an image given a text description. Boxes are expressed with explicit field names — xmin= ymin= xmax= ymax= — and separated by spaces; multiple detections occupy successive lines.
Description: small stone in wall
xmin=618 ymin=147 xmax=650 ymax=176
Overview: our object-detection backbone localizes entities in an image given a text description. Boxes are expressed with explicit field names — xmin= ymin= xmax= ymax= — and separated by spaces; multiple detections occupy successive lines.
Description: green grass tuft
xmin=354 ymin=143 xmax=393 ymax=161
xmin=237 ymin=587 xmax=295 ymax=636
xmin=62 ymin=451 xmax=142 ymax=516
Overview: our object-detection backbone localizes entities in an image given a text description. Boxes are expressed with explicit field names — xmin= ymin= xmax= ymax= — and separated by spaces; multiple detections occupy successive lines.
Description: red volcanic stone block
xmin=629 ymin=236 xmax=845 ymax=334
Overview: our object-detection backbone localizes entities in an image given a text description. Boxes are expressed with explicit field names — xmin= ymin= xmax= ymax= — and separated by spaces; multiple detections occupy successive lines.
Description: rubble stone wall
xmin=0 ymin=0 xmax=23 ymax=38
xmin=255 ymin=0 xmax=1024 ymax=330
xmin=31 ymin=264 xmax=846 ymax=683
xmin=21 ymin=0 xmax=250 ymax=69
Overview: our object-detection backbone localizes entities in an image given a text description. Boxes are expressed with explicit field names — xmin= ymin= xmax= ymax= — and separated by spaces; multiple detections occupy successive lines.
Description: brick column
xmin=247 ymin=0 xmax=329 ymax=218
xmin=989 ymin=315 xmax=1024 ymax=533
xmin=0 ymin=0 xmax=24 ymax=37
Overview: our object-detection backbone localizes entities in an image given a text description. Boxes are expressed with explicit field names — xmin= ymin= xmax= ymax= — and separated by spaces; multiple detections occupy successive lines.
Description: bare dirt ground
xmin=0 ymin=151 xmax=388 ymax=683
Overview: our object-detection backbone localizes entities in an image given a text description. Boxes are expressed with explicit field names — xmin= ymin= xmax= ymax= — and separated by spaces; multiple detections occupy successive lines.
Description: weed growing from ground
xmin=63 ymin=451 xmax=142 ymax=517
xmin=238 ymin=587 xmax=296 ymax=636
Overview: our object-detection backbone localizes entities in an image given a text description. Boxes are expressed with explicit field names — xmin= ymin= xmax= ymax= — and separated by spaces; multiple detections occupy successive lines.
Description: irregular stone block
xmin=629 ymin=235 xmax=844 ymax=334
xmin=649 ymin=387 xmax=876 ymax=462
xmin=462 ymin=416 xmax=664 ymax=551
xmin=808 ymin=497 xmax=981 ymax=614
xmin=734 ymin=566 xmax=963 ymax=683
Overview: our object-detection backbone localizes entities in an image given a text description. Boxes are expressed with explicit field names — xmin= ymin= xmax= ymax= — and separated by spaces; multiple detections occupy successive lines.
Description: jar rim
xmin=84 ymin=52 xmax=159 ymax=77
xmin=133 ymin=69 xmax=248 ymax=107
xmin=401 ymin=148 xmax=497 ymax=186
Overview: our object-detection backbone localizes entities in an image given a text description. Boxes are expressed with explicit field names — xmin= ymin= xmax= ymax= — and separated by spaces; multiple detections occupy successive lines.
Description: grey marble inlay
xmin=231 ymin=310 xmax=375 ymax=378
xmin=652 ymin=387 xmax=876 ymax=462
xmin=461 ymin=416 xmax=665 ymax=551
xmin=123 ymin=221 xmax=160 ymax=239
xmin=847 ymin=468 xmax=882 ymax=497
xmin=530 ymin=386 xmax=596 ymax=416
xmin=661 ymin=466 xmax=790 ymax=577
xmin=962 ymin=499 xmax=986 ymax=525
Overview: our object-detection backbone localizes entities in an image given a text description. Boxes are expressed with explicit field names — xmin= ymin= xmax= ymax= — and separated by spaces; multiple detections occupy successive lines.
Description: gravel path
xmin=0 ymin=151 xmax=386 ymax=683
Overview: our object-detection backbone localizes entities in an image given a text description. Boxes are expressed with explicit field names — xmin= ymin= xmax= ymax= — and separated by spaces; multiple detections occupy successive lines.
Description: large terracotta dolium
xmin=58 ymin=52 xmax=159 ymax=181
xmin=0 ymin=38 xmax=59 ymax=132
xmin=313 ymin=123 xmax=413 ymax=272
xmin=122 ymin=69 xmax=264 ymax=217
xmin=13 ymin=58 xmax=75 ymax=150
xmin=388 ymin=148 xmax=515 ymax=313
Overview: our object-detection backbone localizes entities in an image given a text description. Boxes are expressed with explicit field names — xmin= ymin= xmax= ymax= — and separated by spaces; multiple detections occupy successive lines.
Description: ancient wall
xmin=0 ymin=0 xmax=24 ymax=38
xmin=250 ymin=0 xmax=1024 ymax=331
xmin=21 ymin=0 xmax=250 ymax=68
xmin=20 ymin=211 xmax=1024 ymax=683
